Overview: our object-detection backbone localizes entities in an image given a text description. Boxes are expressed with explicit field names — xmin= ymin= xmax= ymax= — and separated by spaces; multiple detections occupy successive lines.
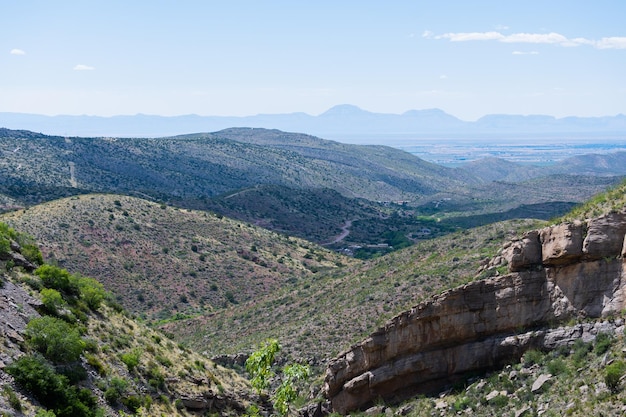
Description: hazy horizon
xmin=3 ymin=1 xmax=625 ymax=120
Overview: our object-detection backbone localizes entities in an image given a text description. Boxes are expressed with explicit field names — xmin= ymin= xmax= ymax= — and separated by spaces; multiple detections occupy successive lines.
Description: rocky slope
xmin=324 ymin=209 xmax=626 ymax=413
xmin=0 ymin=228 xmax=259 ymax=416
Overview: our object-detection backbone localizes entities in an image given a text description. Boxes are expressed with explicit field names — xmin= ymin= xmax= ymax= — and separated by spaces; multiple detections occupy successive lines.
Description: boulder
xmin=531 ymin=374 xmax=552 ymax=393
xmin=583 ymin=212 xmax=626 ymax=260
xmin=502 ymin=230 xmax=542 ymax=271
xmin=540 ymin=222 xmax=584 ymax=266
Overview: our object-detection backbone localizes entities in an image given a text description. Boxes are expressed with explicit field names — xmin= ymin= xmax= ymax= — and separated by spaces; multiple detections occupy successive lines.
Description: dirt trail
xmin=323 ymin=219 xmax=354 ymax=245
xmin=69 ymin=162 xmax=78 ymax=187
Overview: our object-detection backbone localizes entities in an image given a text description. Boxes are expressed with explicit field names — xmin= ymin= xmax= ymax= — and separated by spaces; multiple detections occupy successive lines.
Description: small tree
xmin=245 ymin=339 xmax=310 ymax=416
xmin=246 ymin=339 xmax=280 ymax=393
xmin=273 ymin=363 xmax=310 ymax=416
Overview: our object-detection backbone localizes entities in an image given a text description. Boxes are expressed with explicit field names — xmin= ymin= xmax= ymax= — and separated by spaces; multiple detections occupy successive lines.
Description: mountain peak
xmin=318 ymin=104 xmax=370 ymax=117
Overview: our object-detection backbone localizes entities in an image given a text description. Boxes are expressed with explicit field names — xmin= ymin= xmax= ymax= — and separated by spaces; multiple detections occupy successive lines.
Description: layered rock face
xmin=324 ymin=211 xmax=626 ymax=413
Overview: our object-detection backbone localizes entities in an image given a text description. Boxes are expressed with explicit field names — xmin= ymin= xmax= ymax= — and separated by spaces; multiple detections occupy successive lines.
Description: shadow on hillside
xmin=444 ymin=201 xmax=578 ymax=229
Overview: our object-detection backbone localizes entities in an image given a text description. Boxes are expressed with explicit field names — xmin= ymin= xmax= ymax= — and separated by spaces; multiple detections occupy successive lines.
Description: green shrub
xmin=77 ymin=276 xmax=107 ymax=310
xmin=6 ymin=355 xmax=65 ymax=406
xmin=21 ymin=243 xmax=44 ymax=265
xmin=35 ymin=265 xmax=79 ymax=296
xmin=58 ymin=362 xmax=88 ymax=384
xmin=0 ymin=235 xmax=10 ymax=256
xmin=35 ymin=409 xmax=57 ymax=417
xmin=523 ymin=349 xmax=544 ymax=366
xmin=595 ymin=332 xmax=614 ymax=355
xmin=26 ymin=316 xmax=85 ymax=363
xmin=605 ymin=360 xmax=626 ymax=392
xmin=547 ymin=358 xmax=568 ymax=376
xmin=41 ymin=288 xmax=66 ymax=316
xmin=104 ymin=377 xmax=128 ymax=405
xmin=489 ymin=394 xmax=509 ymax=408
xmin=86 ymin=353 xmax=107 ymax=376
xmin=453 ymin=396 xmax=472 ymax=411
xmin=6 ymin=355 xmax=98 ymax=417
xmin=148 ymin=364 xmax=165 ymax=390
xmin=123 ymin=395 xmax=143 ymax=413
xmin=121 ymin=348 xmax=142 ymax=372
xmin=572 ymin=339 xmax=591 ymax=367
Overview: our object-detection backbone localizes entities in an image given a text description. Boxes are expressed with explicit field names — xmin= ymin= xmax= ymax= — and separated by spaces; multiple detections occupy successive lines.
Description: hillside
xmin=162 ymin=218 xmax=541 ymax=362
xmin=1 ymin=127 xmax=622 ymax=253
xmin=0 ymin=228 xmax=258 ymax=416
xmin=0 ymin=127 xmax=465 ymax=208
xmin=1 ymin=194 xmax=353 ymax=322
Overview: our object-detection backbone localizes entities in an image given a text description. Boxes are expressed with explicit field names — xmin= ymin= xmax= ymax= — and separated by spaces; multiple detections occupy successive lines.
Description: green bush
xmin=523 ymin=349 xmax=544 ymax=366
xmin=595 ymin=332 xmax=614 ymax=355
xmin=6 ymin=355 xmax=66 ymax=408
xmin=121 ymin=348 xmax=142 ymax=372
xmin=26 ymin=316 xmax=85 ymax=364
xmin=21 ymin=243 xmax=44 ymax=265
xmin=6 ymin=355 xmax=98 ymax=417
xmin=0 ymin=235 xmax=10 ymax=256
xmin=605 ymin=360 xmax=626 ymax=392
xmin=86 ymin=353 xmax=107 ymax=376
xmin=77 ymin=275 xmax=107 ymax=310
xmin=104 ymin=377 xmax=128 ymax=405
xmin=572 ymin=339 xmax=592 ymax=367
xmin=547 ymin=358 xmax=568 ymax=375
xmin=0 ymin=222 xmax=18 ymax=239
xmin=122 ymin=395 xmax=144 ymax=413
xmin=41 ymin=288 xmax=66 ymax=316
xmin=35 ymin=265 xmax=79 ymax=296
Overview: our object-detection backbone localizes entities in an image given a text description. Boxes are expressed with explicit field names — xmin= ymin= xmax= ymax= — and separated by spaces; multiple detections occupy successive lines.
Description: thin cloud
xmin=426 ymin=30 xmax=626 ymax=49
xmin=73 ymin=64 xmax=95 ymax=71
xmin=439 ymin=31 xmax=504 ymax=42
xmin=10 ymin=48 xmax=26 ymax=55
xmin=596 ymin=37 xmax=626 ymax=49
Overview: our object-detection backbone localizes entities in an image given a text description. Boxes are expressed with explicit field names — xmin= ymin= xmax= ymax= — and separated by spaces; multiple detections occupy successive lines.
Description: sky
xmin=2 ymin=0 xmax=626 ymax=121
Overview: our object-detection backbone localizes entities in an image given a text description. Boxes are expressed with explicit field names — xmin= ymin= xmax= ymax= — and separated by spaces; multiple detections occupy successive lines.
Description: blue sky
xmin=2 ymin=1 xmax=625 ymax=120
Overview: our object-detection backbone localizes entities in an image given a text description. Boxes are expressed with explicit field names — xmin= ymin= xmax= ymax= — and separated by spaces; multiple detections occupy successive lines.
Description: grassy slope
xmin=163 ymin=218 xmax=542 ymax=362
xmin=1 ymin=194 xmax=353 ymax=322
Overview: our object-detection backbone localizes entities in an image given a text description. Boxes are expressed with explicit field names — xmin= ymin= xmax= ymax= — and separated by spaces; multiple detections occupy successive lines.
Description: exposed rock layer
xmin=324 ymin=211 xmax=626 ymax=413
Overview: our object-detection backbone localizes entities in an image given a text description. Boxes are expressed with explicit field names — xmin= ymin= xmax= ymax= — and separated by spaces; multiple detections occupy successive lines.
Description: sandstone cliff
xmin=324 ymin=210 xmax=626 ymax=413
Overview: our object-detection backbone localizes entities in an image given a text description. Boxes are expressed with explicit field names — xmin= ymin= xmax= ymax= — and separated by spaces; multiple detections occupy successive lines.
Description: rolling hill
xmin=1 ymin=194 xmax=352 ymax=322
xmin=1 ymin=127 xmax=622 ymax=252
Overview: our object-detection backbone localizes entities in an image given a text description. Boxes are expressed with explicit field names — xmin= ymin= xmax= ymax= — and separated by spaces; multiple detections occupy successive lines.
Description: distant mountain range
xmin=1 ymin=105 xmax=625 ymax=141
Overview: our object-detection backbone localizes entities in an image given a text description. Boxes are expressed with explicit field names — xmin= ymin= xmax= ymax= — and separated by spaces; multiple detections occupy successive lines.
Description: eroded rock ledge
xmin=324 ymin=211 xmax=626 ymax=413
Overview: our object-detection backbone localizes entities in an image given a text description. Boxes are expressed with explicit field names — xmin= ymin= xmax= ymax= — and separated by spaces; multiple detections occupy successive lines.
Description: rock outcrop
xmin=324 ymin=211 xmax=626 ymax=413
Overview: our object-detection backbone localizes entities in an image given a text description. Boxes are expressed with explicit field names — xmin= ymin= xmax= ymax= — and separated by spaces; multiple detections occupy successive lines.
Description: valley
xmin=1 ymin=125 xmax=626 ymax=416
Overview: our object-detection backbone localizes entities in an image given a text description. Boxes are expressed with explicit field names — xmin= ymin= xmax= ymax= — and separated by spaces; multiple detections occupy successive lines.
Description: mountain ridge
xmin=2 ymin=106 xmax=625 ymax=139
